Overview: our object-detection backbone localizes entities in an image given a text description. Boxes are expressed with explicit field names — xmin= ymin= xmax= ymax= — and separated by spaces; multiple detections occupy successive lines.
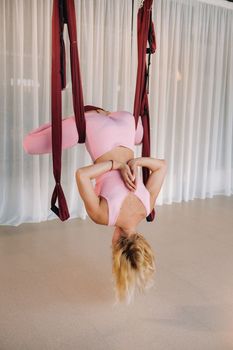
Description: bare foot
xmin=97 ymin=109 xmax=111 ymax=116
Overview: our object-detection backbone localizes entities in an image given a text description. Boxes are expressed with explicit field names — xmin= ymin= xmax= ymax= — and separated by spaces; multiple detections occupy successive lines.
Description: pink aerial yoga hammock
xmin=23 ymin=0 xmax=157 ymax=222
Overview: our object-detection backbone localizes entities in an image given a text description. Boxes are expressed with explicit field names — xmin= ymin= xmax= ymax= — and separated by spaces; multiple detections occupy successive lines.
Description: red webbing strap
xmin=65 ymin=0 xmax=86 ymax=143
xmin=51 ymin=0 xmax=69 ymax=221
xmin=51 ymin=0 xmax=103 ymax=220
xmin=133 ymin=0 xmax=156 ymax=222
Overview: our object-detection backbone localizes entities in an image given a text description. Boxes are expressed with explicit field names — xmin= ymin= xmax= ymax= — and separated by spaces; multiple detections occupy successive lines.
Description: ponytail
xmin=111 ymin=233 xmax=156 ymax=305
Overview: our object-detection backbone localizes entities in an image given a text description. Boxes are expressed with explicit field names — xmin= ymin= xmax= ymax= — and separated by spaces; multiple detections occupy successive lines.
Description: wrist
xmin=128 ymin=158 xmax=140 ymax=166
xmin=113 ymin=160 xmax=124 ymax=170
xmin=119 ymin=161 xmax=125 ymax=170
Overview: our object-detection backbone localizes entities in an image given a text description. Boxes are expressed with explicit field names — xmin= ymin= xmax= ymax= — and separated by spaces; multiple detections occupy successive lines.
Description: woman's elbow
xmin=161 ymin=159 xmax=168 ymax=172
xmin=75 ymin=168 xmax=85 ymax=183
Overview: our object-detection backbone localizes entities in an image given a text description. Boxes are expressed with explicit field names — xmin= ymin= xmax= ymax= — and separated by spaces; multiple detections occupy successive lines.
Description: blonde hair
xmin=111 ymin=232 xmax=156 ymax=305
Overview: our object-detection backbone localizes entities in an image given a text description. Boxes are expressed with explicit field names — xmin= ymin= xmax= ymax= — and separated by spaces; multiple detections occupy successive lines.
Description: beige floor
xmin=0 ymin=195 xmax=233 ymax=350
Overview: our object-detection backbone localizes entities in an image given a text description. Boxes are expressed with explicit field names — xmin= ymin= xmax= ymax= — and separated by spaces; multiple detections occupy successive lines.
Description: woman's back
xmin=94 ymin=165 xmax=151 ymax=227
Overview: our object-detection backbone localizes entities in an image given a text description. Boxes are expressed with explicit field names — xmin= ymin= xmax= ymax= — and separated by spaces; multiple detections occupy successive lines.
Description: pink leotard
xmin=23 ymin=111 xmax=152 ymax=225
xmin=95 ymin=170 xmax=151 ymax=226
xmin=85 ymin=111 xmax=142 ymax=161
xmin=85 ymin=111 xmax=151 ymax=225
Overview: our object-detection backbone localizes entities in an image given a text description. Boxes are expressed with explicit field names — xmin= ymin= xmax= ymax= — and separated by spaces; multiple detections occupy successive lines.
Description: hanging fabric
xmin=133 ymin=0 xmax=157 ymax=222
xmin=51 ymin=0 xmax=101 ymax=221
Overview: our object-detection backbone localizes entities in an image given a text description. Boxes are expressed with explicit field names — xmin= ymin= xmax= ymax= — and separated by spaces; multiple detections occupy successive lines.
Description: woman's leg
xmin=23 ymin=116 xmax=78 ymax=154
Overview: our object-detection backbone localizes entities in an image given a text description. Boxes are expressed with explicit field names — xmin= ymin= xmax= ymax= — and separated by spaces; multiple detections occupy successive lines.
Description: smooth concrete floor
xmin=0 ymin=195 xmax=233 ymax=350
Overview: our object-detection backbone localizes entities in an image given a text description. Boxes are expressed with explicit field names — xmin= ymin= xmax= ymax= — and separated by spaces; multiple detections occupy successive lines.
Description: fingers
xmin=125 ymin=174 xmax=136 ymax=191
xmin=122 ymin=173 xmax=135 ymax=191
xmin=127 ymin=168 xmax=135 ymax=182
xmin=125 ymin=181 xmax=135 ymax=191
xmin=131 ymin=170 xmax=136 ymax=182
xmin=124 ymin=167 xmax=135 ymax=190
xmin=119 ymin=163 xmax=138 ymax=191
xmin=125 ymin=165 xmax=138 ymax=190
xmin=120 ymin=175 xmax=135 ymax=191
xmin=133 ymin=172 xmax=137 ymax=187
xmin=131 ymin=167 xmax=138 ymax=188
xmin=128 ymin=165 xmax=136 ymax=181
xmin=126 ymin=169 xmax=135 ymax=181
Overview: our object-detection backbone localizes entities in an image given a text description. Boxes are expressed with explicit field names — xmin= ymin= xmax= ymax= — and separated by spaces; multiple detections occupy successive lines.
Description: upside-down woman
xmin=23 ymin=107 xmax=167 ymax=304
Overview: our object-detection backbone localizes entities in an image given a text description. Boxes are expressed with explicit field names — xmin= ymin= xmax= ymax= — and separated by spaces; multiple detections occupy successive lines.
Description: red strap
xmin=65 ymin=0 xmax=86 ymax=143
xmin=51 ymin=0 xmax=99 ymax=220
xmin=51 ymin=0 xmax=69 ymax=220
xmin=133 ymin=0 xmax=157 ymax=222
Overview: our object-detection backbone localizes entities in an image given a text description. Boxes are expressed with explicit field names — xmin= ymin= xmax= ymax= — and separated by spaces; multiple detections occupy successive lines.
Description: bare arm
xmin=76 ymin=159 xmax=135 ymax=180
xmin=133 ymin=157 xmax=167 ymax=172
xmin=128 ymin=157 xmax=167 ymax=208
xmin=75 ymin=160 xmax=125 ymax=222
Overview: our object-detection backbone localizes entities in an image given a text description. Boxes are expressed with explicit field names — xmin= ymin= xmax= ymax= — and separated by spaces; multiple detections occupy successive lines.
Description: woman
xmin=23 ymin=107 xmax=167 ymax=304
xmin=75 ymin=108 xmax=167 ymax=304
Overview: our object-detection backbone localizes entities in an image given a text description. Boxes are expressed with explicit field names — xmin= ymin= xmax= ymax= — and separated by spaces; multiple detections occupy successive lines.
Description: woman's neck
xmin=119 ymin=225 xmax=137 ymax=237
xmin=112 ymin=225 xmax=137 ymax=245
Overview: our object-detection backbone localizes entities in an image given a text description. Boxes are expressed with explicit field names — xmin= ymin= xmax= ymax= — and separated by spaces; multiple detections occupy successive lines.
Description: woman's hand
xmin=118 ymin=162 xmax=136 ymax=191
xmin=127 ymin=158 xmax=139 ymax=187
xmin=110 ymin=160 xmax=136 ymax=191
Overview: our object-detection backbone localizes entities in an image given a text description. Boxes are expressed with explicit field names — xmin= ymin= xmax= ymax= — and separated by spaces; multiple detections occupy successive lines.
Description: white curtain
xmin=148 ymin=0 xmax=233 ymax=203
xmin=0 ymin=0 xmax=232 ymax=226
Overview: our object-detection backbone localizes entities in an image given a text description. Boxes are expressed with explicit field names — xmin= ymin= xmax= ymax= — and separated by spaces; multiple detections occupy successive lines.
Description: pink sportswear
xmin=95 ymin=170 xmax=151 ymax=226
xmin=85 ymin=110 xmax=141 ymax=161
xmin=23 ymin=111 xmax=143 ymax=156
xmin=23 ymin=110 xmax=151 ymax=225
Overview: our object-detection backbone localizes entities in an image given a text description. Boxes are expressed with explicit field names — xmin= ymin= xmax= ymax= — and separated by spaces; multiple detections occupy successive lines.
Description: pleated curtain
xmin=0 ymin=0 xmax=232 ymax=225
